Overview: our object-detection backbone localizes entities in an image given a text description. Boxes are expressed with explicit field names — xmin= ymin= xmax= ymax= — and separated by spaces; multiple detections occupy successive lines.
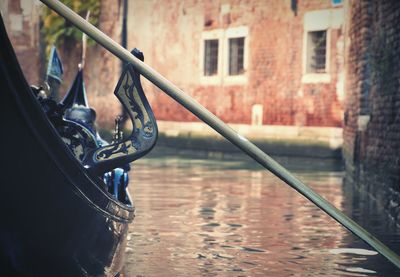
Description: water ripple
xmin=123 ymin=154 xmax=400 ymax=276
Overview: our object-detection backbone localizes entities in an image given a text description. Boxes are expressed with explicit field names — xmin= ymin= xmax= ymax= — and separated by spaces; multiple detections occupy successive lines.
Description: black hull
xmin=0 ymin=16 xmax=134 ymax=276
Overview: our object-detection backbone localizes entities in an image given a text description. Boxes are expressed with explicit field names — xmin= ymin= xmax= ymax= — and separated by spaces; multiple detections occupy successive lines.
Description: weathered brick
xmin=343 ymin=0 xmax=400 ymax=221
xmin=4 ymin=0 xmax=345 ymax=131
xmin=128 ymin=0 xmax=345 ymax=127
xmin=2 ymin=0 xmax=40 ymax=85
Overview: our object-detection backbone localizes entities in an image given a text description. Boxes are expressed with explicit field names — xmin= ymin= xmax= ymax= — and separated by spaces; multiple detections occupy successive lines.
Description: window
xmin=228 ymin=37 xmax=245 ymax=75
xmin=224 ymin=26 xmax=248 ymax=84
xmin=203 ymin=39 xmax=219 ymax=76
xmin=306 ymin=30 xmax=327 ymax=73
xmin=200 ymin=26 xmax=248 ymax=85
xmin=302 ymin=9 xmax=344 ymax=83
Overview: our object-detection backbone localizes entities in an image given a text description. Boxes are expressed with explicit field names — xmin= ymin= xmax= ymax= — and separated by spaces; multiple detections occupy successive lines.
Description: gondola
xmin=0 ymin=12 xmax=157 ymax=276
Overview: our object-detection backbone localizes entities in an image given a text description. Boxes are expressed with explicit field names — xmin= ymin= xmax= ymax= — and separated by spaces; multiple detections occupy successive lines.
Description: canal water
xmin=124 ymin=149 xmax=400 ymax=276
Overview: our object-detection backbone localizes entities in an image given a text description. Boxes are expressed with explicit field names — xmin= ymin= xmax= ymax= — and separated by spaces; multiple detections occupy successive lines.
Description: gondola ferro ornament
xmin=83 ymin=49 xmax=158 ymax=176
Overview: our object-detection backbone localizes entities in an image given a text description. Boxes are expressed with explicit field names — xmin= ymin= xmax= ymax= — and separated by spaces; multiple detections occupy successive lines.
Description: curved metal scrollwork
xmin=58 ymin=119 xmax=99 ymax=161
xmin=83 ymin=51 xmax=158 ymax=175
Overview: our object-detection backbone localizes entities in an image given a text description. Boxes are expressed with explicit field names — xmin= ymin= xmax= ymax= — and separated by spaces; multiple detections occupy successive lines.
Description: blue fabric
xmin=46 ymin=45 xmax=64 ymax=83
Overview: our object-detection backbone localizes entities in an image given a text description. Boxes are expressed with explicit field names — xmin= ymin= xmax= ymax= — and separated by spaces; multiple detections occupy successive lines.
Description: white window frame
xmin=200 ymin=26 xmax=249 ymax=86
xmin=302 ymin=10 xmax=332 ymax=84
xmin=223 ymin=26 xmax=249 ymax=85
xmin=200 ymin=29 xmax=223 ymax=85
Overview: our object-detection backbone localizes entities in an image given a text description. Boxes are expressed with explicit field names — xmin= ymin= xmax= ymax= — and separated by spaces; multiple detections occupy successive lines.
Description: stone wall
xmin=128 ymin=0 xmax=345 ymax=127
xmin=343 ymin=0 xmax=400 ymax=220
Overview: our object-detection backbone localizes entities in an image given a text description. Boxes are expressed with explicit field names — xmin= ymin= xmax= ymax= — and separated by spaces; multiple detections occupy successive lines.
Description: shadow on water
xmin=123 ymin=146 xmax=400 ymax=276
xmin=147 ymin=146 xmax=344 ymax=173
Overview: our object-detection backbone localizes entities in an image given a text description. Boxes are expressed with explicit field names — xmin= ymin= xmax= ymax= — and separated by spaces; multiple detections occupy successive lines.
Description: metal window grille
xmin=204 ymin=39 xmax=219 ymax=76
xmin=229 ymin=37 xmax=245 ymax=75
xmin=307 ymin=30 xmax=327 ymax=73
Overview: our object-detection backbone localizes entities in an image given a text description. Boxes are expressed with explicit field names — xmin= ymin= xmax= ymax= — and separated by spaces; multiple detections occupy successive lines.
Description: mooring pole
xmin=39 ymin=0 xmax=400 ymax=269
xmin=121 ymin=0 xmax=128 ymax=51
xmin=120 ymin=0 xmax=129 ymax=123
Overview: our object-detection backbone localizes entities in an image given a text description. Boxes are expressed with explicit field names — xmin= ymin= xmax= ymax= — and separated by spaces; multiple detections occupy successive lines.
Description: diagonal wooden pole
xmin=40 ymin=0 xmax=400 ymax=269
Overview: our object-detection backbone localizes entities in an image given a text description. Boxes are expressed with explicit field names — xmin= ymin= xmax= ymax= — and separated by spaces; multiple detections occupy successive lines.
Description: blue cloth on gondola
xmin=46 ymin=45 xmax=64 ymax=83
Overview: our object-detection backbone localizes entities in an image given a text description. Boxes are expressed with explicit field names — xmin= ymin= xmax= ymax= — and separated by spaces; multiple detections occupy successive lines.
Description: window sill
xmin=200 ymin=75 xmax=222 ymax=85
xmin=199 ymin=74 xmax=248 ymax=86
xmin=223 ymin=74 xmax=247 ymax=85
xmin=301 ymin=73 xmax=331 ymax=84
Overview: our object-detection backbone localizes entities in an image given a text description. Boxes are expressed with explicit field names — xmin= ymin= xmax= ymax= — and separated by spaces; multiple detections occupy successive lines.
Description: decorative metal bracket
xmin=83 ymin=50 xmax=158 ymax=175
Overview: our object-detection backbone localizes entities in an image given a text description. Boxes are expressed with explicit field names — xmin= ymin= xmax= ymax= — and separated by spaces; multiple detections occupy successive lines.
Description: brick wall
xmin=1 ymin=0 xmax=124 ymax=129
xmin=1 ymin=0 xmax=41 ymax=85
xmin=57 ymin=0 xmax=124 ymax=129
xmin=128 ymin=0 xmax=345 ymax=127
xmin=3 ymin=0 xmax=345 ymax=130
xmin=343 ymin=0 xmax=400 ymax=220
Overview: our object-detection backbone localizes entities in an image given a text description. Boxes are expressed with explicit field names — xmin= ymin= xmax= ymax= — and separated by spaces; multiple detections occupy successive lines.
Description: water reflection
xmin=123 ymin=151 xmax=400 ymax=276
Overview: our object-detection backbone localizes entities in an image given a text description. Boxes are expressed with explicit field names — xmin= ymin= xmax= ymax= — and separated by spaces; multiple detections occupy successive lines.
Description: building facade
xmin=128 ymin=0 xmax=345 ymax=128
xmin=2 ymin=0 xmax=346 ymax=137
xmin=2 ymin=0 xmax=346 ymax=147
